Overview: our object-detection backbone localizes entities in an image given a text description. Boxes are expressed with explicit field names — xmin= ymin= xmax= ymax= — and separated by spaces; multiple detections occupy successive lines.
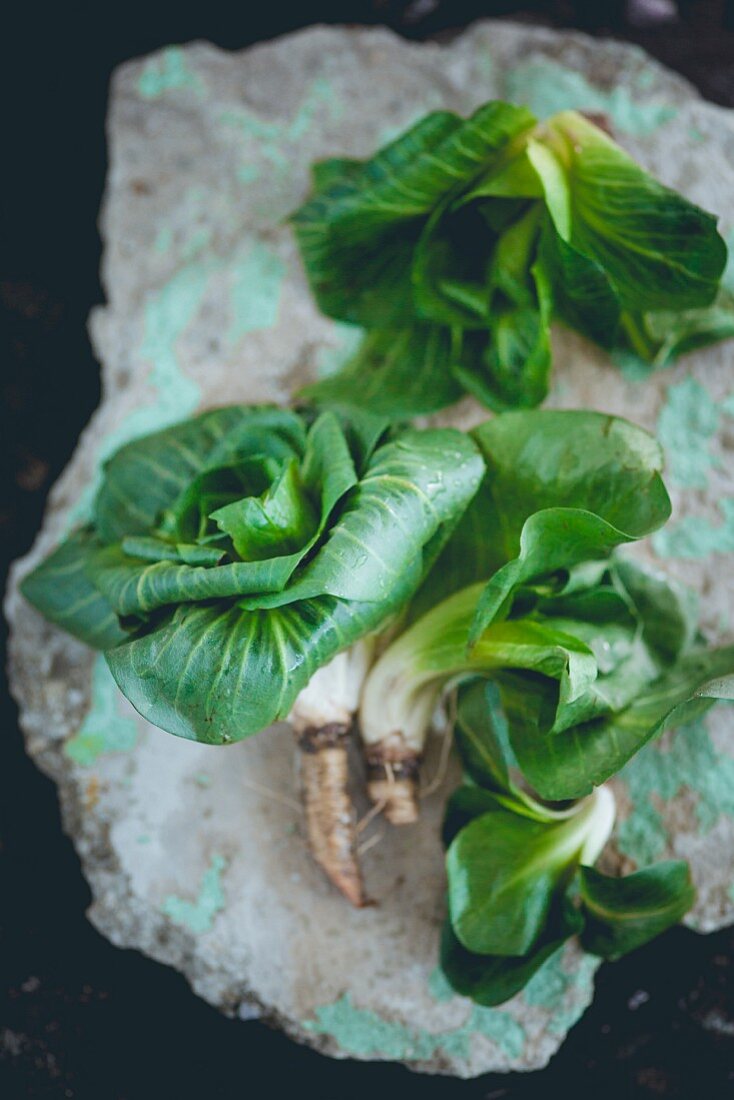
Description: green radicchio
xmin=292 ymin=103 xmax=731 ymax=415
xmin=21 ymin=405 xmax=484 ymax=743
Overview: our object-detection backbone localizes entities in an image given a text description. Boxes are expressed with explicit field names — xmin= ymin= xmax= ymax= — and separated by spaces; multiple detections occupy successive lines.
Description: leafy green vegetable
xmin=446 ymin=787 xmax=614 ymax=955
xmin=579 ymin=862 xmax=696 ymax=960
xmin=360 ymin=409 xmax=734 ymax=801
xmin=503 ymin=644 xmax=734 ymax=801
xmin=293 ymin=102 xmax=731 ymax=415
xmin=438 ymin=682 xmax=697 ymax=1007
xmin=20 ymin=529 xmax=128 ymax=651
xmin=22 ymin=404 xmax=485 ymax=743
xmin=440 ymin=895 xmax=584 ymax=1008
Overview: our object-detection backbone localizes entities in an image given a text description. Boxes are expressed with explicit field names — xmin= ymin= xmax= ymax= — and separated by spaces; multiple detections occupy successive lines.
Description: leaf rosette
xmin=22 ymin=404 xmax=485 ymax=744
xmin=292 ymin=104 xmax=731 ymax=415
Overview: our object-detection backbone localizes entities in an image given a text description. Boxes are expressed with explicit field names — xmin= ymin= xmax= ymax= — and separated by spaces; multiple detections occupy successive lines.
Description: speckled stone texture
xmin=6 ymin=20 xmax=734 ymax=1077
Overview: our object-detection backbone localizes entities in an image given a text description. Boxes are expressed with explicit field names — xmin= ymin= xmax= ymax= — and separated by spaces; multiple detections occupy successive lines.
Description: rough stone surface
xmin=6 ymin=20 xmax=734 ymax=1077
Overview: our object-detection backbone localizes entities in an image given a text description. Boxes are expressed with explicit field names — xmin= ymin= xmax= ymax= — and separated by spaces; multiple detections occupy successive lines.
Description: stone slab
xmin=7 ymin=20 xmax=734 ymax=1076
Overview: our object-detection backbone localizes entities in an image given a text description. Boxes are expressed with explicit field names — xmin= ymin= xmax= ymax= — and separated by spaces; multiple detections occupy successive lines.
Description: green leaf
xmin=412 ymin=199 xmax=497 ymax=328
xmin=87 ymin=412 xmax=362 ymax=618
xmin=446 ymin=790 xmax=611 ymax=956
xmin=440 ymin=897 xmax=583 ymax=1007
xmin=635 ymin=286 xmax=734 ymax=365
xmin=505 ymin=644 xmax=734 ymax=800
xmin=457 ymin=259 xmax=552 ymax=411
xmin=417 ymin=410 xmax=669 ymax=621
xmin=211 ymin=458 xmax=318 ymax=560
xmin=291 ymin=102 xmax=535 ymax=327
xmin=20 ymin=529 xmax=129 ymax=650
xmin=94 ymin=406 xmax=307 ymax=544
xmin=24 ymin=403 xmax=488 ymax=749
xmin=325 ymin=405 xmax=390 ymax=474
xmin=468 ymin=410 xmax=670 ymax=640
xmin=453 ymin=679 xmax=515 ymax=793
xmin=579 ymin=862 xmax=695 ymax=960
xmin=120 ymin=535 xmax=189 ymax=563
xmin=247 ymin=428 xmax=484 ymax=608
xmin=87 ymin=420 xmax=482 ymax=744
xmin=531 ymin=111 xmax=726 ymax=312
xmin=611 ymin=558 xmax=698 ymax=667
xmin=156 ymin=457 xmax=278 ymax=544
xmin=442 ymin=783 xmax=508 ymax=848
xmin=106 ymin=592 xmax=397 ymax=744
xmin=309 ymin=156 xmax=364 ymax=193
xmin=293 ymin=102 xmax=730 ymax=418
xmin=537 ymin=218 xmax=621 ymax=348
xmin=298 ymin=323 xmax=465 ymax=419
xmin=87 ymin=543 xmax=308 ymax=618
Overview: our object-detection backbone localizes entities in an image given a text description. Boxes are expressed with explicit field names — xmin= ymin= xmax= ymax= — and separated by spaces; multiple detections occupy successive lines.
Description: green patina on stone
xmin=467 ymin=1006 xmax=526 ymax=1059
xmin=228 ymin=242 xmax=286 ymax=343
xmin=68 ymin=257 xmax=217 ymax=526
xmin=65 ymin=656 xmax=139 ymax=766
xmin=237 ymin=164 xmax=261 ymax=185
xmin=316 ymin=322 xmax=364 ymax=379
xmin=522 ymin=949 xmax=599 ymax=1037
xmin=376 ymin=90 xmax=455 ymax=147
xmin=304 ymin=943 xmax=601 ymax=1064
xmin=652 ymin=366 xmax=734 ymax=558
xmin=617 ymin=715 xmax=734 ymax=866
xmin=657 ymin=377 xmax=720 ymax=489
xmin=154 ymin=225 xmax=174 ymax=255
xmin=303 ymin=993 xmax=525 ymax=1063
xmin=163 ymin=854 xmax=227 ymax=933
xmin=68 ymin=239 xmax=288 ymax=529
xmin=427 ymin=966 xmax=455 ymax=1003
xmin=181 ymin=227 xmax=214 ymax=262
xmin=220 ymin=77 xmax=342 ymax=183
xmin=612 ymin=347 xmax=658 ymax=382
xmin=653 ymin=499 xmax=734 ymax=559
xmin=151 ymin=187 xmax=224 ymax=262
xmin=504 ymin=60 xmax=676 ymax=134
xmin=138 ymin=47 xmax=204 ymax=100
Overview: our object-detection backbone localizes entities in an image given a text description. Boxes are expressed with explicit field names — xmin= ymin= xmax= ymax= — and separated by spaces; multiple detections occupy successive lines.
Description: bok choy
xmin=21 ymin=404 xmax=484 ymax=903
xmin=359 ymin=410 xmax=734 ymax=820
xmin=292 ymin=103 xmax=732 ymax=415
xmin=439 ymin=680 xmax=697 ymax=1006
xmin=356 ymin=408 xmax=732 ymax=1001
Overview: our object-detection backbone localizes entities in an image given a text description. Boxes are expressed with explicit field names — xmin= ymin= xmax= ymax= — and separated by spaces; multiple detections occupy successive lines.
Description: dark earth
xmin=3 ymin=2 xmax=734 ymax=1097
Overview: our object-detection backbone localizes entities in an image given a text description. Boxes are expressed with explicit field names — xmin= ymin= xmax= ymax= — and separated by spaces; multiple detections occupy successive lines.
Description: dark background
xmin=3 ymin=2 xmax=734 ymax=1097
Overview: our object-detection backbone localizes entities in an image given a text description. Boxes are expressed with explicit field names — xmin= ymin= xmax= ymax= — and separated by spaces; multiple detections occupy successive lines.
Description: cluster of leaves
xmin=365 ymin=411 xmax=734 ymax=798
xmin=357 ymin=410 xmax=734 ymax=1001
xmin=292 ymin=104 xmax=732 ymax=415
xmin=441 ymin=680 xmax=696 ymax=1006
xmin=21 ymin=404 xmax=484 ymax=742
xmin=22 ymin=95 xmax=734 ymax=1009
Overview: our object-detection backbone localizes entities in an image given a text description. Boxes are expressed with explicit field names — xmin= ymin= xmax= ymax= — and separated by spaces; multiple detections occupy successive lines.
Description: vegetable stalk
xmin=289 ymin=641 xmax=374 ymax=906
xmin=360 ymin=586 xmax=483 ymax=823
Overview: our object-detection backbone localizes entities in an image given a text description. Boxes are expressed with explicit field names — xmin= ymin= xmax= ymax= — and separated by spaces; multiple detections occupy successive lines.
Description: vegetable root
xmin=298 ymin=723 xmax=368 ymax=907
xmin=364 ymin=741 xmax=421 ymax=826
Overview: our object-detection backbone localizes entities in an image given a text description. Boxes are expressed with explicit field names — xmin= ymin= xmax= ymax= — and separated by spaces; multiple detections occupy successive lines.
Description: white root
xmin=297 ymin=723 xmax=368 ymax=908
xmin=288 ymin=642 xmax=375 ymax=906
